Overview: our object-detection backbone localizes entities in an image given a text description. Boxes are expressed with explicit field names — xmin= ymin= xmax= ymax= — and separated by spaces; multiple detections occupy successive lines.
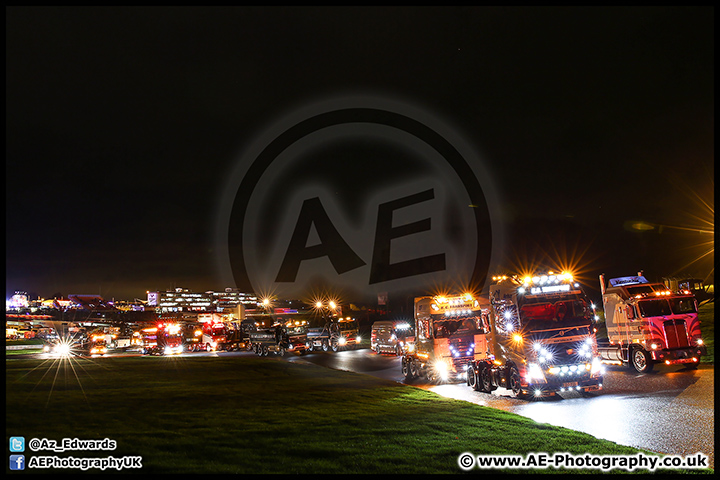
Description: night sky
xmin=6 ymin=7 xmax=714 ymax=305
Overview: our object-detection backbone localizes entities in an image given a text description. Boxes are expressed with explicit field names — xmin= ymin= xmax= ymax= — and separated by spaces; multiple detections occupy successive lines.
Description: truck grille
xmin=663 ymin=319 xmax=689 ymax=349
xmin=449 ymin=337 xmax=474 ymax=371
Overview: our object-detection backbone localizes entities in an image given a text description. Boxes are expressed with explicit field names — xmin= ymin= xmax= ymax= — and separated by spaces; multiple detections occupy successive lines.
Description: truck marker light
xmin=512 ymin=334 xmax=523 ymax=343
xmin=696 ymin=339 xmax=703 ymax=345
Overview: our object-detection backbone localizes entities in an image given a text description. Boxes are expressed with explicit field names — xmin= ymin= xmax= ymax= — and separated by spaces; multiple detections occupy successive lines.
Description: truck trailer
xmin=597 ymin=274 xmax=706 ymax=372
xmin=466 ymin=272 xmax=604 ymax=398
xmin=250 ymin=321 xmax=308 ymax=356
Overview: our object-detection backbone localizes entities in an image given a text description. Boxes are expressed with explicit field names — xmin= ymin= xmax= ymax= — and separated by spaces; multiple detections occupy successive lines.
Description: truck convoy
xmin=597 ymin=274 xmax=706 ymax=372
xmin=464 ymin=273 xmax=604 ymax=398
xmin=403 ymin=272 xmax=605 ymax=399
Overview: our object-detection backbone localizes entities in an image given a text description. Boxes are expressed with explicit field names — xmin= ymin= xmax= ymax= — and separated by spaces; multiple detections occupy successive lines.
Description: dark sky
xmin=6 ymin=6 xmax=714 ymax=304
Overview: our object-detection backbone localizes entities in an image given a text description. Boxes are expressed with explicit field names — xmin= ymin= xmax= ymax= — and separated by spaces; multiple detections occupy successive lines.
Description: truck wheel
xmin=277 ymin=346 xmax=285 ymax=357
xmin=331 ymin=341 xmax=338 ymax=352
xmin=481 ymin=365 xmax=497 ymax=392
xmin=410 ymin=359 xmax=420 ymax=379
xmin=396 ymin=345 xmax=403 ymax=356
xmin=322 ymin=341 xmax=329 ymax=352
xmin=467 ymin=366 xmax=480 ymax=391
xmin=631 ymin=347 xmax=654 ymax=373
xmin=402 ymin=357 xmax=414 ymax=380
xmin=509 ymin=366 xmax=527 ymax=399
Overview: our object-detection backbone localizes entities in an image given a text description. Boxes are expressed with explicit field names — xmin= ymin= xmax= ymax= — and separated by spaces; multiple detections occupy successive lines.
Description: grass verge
xmin=5 ymin=356 xmax=712 ymax=474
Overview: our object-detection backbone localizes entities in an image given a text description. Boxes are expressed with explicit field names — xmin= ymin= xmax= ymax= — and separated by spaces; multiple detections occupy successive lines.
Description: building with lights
xmin=147 ymin=287 xmax=258 ymax=314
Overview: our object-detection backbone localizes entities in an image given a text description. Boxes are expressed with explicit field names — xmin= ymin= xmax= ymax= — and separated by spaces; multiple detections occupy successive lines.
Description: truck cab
xmin=466 ymin=273 xmax=604 ymax=399
xmin=598 ymin=274 xmax=705 ymax=372
xmin=402 ymin=293 xmax=491 ymax=383
xmin=336 ymin=317 xmax=361 ymax=350
xmin=371 ymin=320 xmax=414 ymax=355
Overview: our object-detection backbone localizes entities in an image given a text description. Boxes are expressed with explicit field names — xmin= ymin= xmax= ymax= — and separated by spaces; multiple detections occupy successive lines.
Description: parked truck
xmin=597 ymin=274 xmax=706 ymax=372
xmin=465 ymin=272 xmax=604 ymax=398
xmin=402 ymin=292 xmax=492 ymax=383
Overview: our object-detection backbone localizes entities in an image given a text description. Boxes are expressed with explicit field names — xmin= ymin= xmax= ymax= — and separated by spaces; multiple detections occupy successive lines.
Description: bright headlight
xmin=356 ymin=336 xmax=362 ymax=343
xmin=433 ymin=360 xmax=450 ymax=380
xmin=338 ymin=337 xmax=347 ymax=346
xmin=591 ymin=357 xmax=603 ymax=376
xmin=527 ymin=363 xmax=546 ymax=381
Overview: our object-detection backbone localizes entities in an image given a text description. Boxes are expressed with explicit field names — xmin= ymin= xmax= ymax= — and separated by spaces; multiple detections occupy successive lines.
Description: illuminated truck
xmin=597 ymin=274 xmax=706 ymax=373
xmin=141 ymin=322 xmax=184 ymax=355
xmin=336 ymin=317 xmax=361 ymax=350
xmin=200 ymin=320 xmax=254 ymax=352
xmin=402 ymin=292 xmax=491 ymax=383
xmin=466 ymin=273 xmax=604 ymax=398
xmin=371 ymin=320 xmax=414 ymax=355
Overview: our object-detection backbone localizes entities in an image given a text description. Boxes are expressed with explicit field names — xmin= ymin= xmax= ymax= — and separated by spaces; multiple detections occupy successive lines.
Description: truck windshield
xmin=519 ymin=296 xmax=593 ymax=330
xmin=669 ymin=297 xmax=697 ymax=314
xmin=431 ymin=316 xmax=483 ymax=338
xmin=637 ymin=299 xmax=672 ymax=317
xmin=638 ymin=297 xmax=697 ymax=317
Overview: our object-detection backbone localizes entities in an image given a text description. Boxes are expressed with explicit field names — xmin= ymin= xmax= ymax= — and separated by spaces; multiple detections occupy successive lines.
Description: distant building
xmin=147 ymin=287 xmax=258 ymax=313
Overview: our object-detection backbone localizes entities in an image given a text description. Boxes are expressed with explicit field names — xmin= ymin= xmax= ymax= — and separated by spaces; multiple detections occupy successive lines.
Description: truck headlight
xmin=526 ymin=363 xmax=546 ymax=382
xmin=591 ymin=357 xmax=603 ymax=376
xmin=338 ymin=337 xmax=347 ymax=346
xmin=356 ymin=335 xmax=361 ymax=343
xmin=433 ymin=360 xmax=450 ymax=381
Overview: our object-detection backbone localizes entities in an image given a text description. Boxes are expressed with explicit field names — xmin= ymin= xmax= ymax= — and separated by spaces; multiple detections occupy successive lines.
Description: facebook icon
xmin=10 ymin=454 xmax=25 ymax=471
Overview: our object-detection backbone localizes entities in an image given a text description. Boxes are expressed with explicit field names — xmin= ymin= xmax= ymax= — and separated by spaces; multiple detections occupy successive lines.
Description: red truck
xmin=141 ymin=322 xmax=184 ymax=355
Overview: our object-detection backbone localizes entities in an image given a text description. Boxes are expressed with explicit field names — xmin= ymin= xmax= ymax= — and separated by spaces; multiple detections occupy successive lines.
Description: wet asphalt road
xmin=31 ymin=346 xmax=713 ymax=467
xmin=284 ymin=348 xmax=714 ymax=468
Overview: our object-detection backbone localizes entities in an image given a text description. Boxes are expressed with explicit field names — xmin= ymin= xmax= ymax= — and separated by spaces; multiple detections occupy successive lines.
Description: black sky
xmin=6 ymin=6 xmax=714 ymax=303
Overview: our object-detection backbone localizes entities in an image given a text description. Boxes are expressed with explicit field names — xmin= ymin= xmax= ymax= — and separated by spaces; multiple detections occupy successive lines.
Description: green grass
xmin=5 ymin=356 xmax=712 ymax=474
xmin=698 ymin=301 xmax=714 ymax=363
